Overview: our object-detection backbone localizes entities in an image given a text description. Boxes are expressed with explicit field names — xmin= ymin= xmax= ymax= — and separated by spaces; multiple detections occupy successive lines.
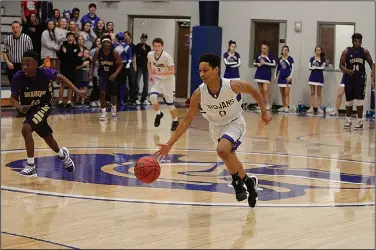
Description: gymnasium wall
xmin=219 ymin=1 xmax=375 ymax=109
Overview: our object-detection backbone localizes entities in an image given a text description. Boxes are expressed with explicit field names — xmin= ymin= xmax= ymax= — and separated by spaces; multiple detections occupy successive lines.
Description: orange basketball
xmin=134 ymin=156 xmax=161 ymax=184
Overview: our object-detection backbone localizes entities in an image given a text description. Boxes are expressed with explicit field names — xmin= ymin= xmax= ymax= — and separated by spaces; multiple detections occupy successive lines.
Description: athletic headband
xmin=102 ymin=38 xmax=111 ymax=43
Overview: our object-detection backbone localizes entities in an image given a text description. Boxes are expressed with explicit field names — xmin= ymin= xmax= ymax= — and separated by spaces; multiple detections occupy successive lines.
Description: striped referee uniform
xmin=2 ymin=33 xmax=33 ymax=82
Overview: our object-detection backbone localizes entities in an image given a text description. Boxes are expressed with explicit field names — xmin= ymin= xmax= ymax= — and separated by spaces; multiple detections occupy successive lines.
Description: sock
xmin=173 ymin=117 xmax=178 ymax=122
xmin=231 ymin=172 xmax=240 ymax=182
xmin=357 ymin=117 xmax=362 ymax=122
xmin=346 ymin=116 xmax=351 ymax=122
xmin=112 ymin=105 xmax=116 ymax=111
xmin=67 ymin=100 xmax=71 ymax=104
xmin=101 ymin=108 xmax=106 ymax=113
xmin=57 ymin=148 xmax=65 ymax=158
xmin=156 ymin=110 xmax=161 ymax=115
xmin=27 ymin=158 xmax=35 ymax=165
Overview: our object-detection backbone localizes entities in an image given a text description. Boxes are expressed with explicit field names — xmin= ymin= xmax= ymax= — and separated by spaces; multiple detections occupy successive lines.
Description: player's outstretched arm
xmin=156 ymin=88 xmax=201 ymax=157
xmin=57 ymin=73 xmax=87 ymax=98
xmin=230 ymin=80 xmax=272 ymax=125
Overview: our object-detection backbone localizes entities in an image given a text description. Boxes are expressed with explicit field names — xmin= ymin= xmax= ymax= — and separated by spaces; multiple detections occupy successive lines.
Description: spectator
xmin=80 ymin=22 xmax=97 ymax=50
xmin=89 ymin=37 xmax=102 ymax=107
xmin=124 ymin=31 xmax=138 ymax=104
xmin=41 ymin=19 xmax=59 ymax=69
xmin=55 ymin=18 xmax=68 ymax=46
xmin=62 ymin=9 xmax=71 ymax=20
xmin=2 ymin=21 xmax=33 ymax=117
xmin=115 ymin=32 xmax=133 ymax=106
xmin=93 ymin=20 xmax=107 ymax=38
xmin=21 ymin=1 xmax=39 ymax=24
xmin=22 ymin=13 xmax=42 ymax=61
xmin=67 ymin=20 xmax=80 ymax=38
xmin=106 ymin=21 xmax=115 ymax=41
xmin=57 ymin=32 xmax=81 ymax=108
xmin=80 ymin=3 xmax=100 ymax=28
xmin=71 ymin=7 xmax=81 ymax=28
xmin=133 ymin=33 xmax=151 ymax=105
xmin=75 ymin=48 xmax=91 ymax=106
xmin=53 ymin=8 xmax=60 ymax=27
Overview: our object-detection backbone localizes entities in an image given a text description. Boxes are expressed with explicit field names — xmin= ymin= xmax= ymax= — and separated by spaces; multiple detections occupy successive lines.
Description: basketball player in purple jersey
xmin=339 ymin=33 xmax=375 ymax=129
xmin=90 ymin=35 xmax=123 ymax=121
xmin=11 ymin=50 xmax=87 ymax=177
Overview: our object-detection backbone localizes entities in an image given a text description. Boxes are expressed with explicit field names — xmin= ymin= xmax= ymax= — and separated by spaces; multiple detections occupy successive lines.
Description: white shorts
xmin=150 ymin=77 xmax=175 ymax=105
xmin=209 ymin=116 xmax=246 ymax=151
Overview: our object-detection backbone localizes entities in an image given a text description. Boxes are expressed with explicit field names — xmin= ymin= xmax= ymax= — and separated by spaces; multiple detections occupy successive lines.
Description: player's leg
xmin=31 ymin=106 xmax=75 ymax=172
xmin=98 ymin=76 xmax=108 ymax=121
xmin=215 ymin=118 xmax=259 ymax=207
xmin=162 ymin=79 xmax=179 ymax=130
xmin=344 ymin=77 xmax=354 ymax=129
xmin=354 ymin=75 xmax=366 ymax=129
xmin=20 ymin=122 xmax=36 ymax=177
xmin=307 ymin=85 xmax=315 ymax=113
xmin=150 ymin=81 xmax=164 ymax=127
xmin=317 ymin=86 xmax=324 ymax=113
xmin=109 ymin=80 xmax=118 ymax=118
xmin=332 ymin=85 xmax=345 ymax=116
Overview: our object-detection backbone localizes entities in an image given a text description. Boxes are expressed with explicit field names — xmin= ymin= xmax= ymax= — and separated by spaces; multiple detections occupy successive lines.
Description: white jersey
xmin=147 ymin=50 xmax=174 ymax=81
xmin=199 ymin=78 xmax=243 ymax=126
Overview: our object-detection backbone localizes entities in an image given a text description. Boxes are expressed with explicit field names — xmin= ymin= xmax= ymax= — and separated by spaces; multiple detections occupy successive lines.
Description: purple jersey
xmin=308 ymin=56 xmax=325 ymax=85
xmin=276 ymin=56 xmax=294 ymax=81
xmin=223 ymin=51 xmax=240 ymax=79
xmin=11 ymin=68 xmax=57 ymax=107
xmin=254 ymin=53 xmax=276 ymax=83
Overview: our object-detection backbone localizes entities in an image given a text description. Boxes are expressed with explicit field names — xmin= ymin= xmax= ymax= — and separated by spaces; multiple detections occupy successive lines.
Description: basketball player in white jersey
xmin=147 ymin=38 xmax=179 ymax=131
xmin=156 ymin=53 xmax=272 ymax=207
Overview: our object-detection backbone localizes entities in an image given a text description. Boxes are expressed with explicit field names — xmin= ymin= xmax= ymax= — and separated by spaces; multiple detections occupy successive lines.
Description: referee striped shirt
xmin=2 ymin=33 xmax=33 ymax=64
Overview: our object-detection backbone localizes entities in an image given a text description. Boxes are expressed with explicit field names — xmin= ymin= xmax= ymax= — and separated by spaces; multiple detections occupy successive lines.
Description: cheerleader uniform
xmin=275 ymin=56 xmax=294 ymax=87
xmin=223 ymin=51 xmax=241 ymax=80
xmin=254 ymin=53 xmax=276 ymax=83
xmin=308 ymin=57 xmax=326 ymax=86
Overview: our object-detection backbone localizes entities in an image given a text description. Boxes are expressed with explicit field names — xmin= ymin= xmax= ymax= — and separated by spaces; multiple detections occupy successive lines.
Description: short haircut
xmin=89 ymin=3 xmax=96 ymax=9
xmin=23 ymin=50 xmax=39 ymax=61
xmin=66 ymin=32 xmax=75 ymax=38
xmin=72 ymin=7 xmax=80 ymax=13
xmin=199 ymin=53 xmax=220 ymax=69
xmin=12 ymin=21 xmax=21 ymax=26
xmin=352 ymin=33 xmax=363 ymax=41
xmin=153 ymin=38 xmax=164 ymax=46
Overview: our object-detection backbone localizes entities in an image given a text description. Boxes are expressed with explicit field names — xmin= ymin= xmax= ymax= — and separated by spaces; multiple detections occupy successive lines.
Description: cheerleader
xmin=223 ymin=40 xmax=241 ymax=80
xmin=254 ymin=41 xmax=276 ymax=110
xmin=275 ymin=45 xmax=294 ymax=112
xmin=308 ymin=46 xmax=326 ymax=113
xmin=330 ymin=73 xmax=345 ymax=116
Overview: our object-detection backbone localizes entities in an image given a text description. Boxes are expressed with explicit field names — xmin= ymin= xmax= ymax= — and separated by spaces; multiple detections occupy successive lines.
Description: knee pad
xmin=346 ymin=100 xmax=353 ymax=107
xmin=150 ymin=93 xmax=158 ymax=104
xmin=355 ymin=99 xmax=364 ymax=106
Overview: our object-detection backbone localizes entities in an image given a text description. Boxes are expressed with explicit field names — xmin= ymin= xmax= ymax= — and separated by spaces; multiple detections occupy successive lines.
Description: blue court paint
xmin=1 ymin=231 xmax=79 ymax=249
xmin=6 ymin=151 xmax=375 ymax=203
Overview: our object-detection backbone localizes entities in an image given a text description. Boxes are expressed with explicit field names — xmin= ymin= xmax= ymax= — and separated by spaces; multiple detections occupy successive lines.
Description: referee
xmin=2 ymin=21 xmax=33 ymax=116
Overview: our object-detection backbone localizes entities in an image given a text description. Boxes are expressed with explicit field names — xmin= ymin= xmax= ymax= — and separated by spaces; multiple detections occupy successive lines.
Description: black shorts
xmin=23 ymin=105 xmax=53 ymax=138
xmin=344 ymin=74 xmax=366 ymax=101
xmin=98 ymin=75 xmax=117 ymax=96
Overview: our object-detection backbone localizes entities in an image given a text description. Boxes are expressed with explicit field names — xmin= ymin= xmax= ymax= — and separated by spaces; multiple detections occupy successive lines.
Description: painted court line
xmin=2 ymin=185 xmax=374 ymax=208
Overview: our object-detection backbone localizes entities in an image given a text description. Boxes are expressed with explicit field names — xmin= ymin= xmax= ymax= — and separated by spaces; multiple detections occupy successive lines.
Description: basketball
xmin=134 ymin=156 xmax=161 ymax=184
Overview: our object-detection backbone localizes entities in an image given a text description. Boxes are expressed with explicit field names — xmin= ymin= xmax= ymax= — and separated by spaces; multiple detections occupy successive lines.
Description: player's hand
xmin=109 ymin=74 xmax=117 ymax=81
xmin=20 ymin=105 xmax=30 ymax=114
xmin=149 ymin=76 xmax=154 ymax=82
xmin=372 ymin=82 xmax=375 ymax=90
xmin=62 ymin=47 xmax=67 ymax=53
xmin=261 ymin=111 xmax=272 ymax=125
xmin=347 ymin=69 xmax=354 ymax=76
xmin=260 ymin=58 xmax=265 ymax=65
xmin=256 ymin=63 xmax=262 ymax=67
xmin=75 ymin=89 xmax=88 ymax=98
xmin=286 ymin=77 xmax=292 ymax=83
xmin=155 ymin=143 xmax=172 ymax=159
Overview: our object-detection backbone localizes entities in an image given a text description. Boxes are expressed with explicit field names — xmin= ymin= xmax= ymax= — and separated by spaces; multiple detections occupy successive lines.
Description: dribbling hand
xmin=75 ymin=89 xmax=88 ymax=98
xmin=155 ymin=144 xmax=172 ymax=160
xmin=261 ymin=111 xmax=272 ymax=125
xmin=20 ymin=105 xmax=30 ymax=114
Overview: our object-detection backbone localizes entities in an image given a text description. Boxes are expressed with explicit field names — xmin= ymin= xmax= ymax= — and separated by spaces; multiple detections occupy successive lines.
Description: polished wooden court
xmin=1 ymin=106 xmax=375 ymax=249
